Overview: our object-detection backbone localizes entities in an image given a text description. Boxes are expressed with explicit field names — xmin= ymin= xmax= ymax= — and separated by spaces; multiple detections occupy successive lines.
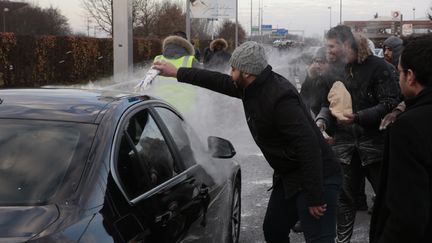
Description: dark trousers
xmin=337 ymin=152 xmax=381 ymax=243
xmin=263 ymin=176 xmax=341 ymax=243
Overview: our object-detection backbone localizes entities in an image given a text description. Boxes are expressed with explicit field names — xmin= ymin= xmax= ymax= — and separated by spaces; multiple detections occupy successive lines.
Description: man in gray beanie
xmin=153 ymin=41 xmax=342 ymax=243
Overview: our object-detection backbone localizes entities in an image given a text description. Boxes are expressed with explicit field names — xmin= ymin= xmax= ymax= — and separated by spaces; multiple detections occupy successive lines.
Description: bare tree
xmin=217 ymin=20 xmax=246 ymax=50
xmin=152 ymin=1 xmax=185 ymax=37
xmin=81 ymin=0 xmax=168 ymax=37
xmin=81 ymin=0 xmax=113 ymax=35
xmin=81 ymin=0 xmax=210 ymax=39
xmin=191 ymin=18 xmax=211 ymax=40
xmin=6 ymin=5 xmax=71 ymax=36
xmin=134 ymin=0 xmax=158 ymax=36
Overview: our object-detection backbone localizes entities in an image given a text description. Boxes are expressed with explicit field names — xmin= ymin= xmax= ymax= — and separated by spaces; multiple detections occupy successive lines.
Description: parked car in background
xmin=0 ymin=88 xmax=241 ymax=243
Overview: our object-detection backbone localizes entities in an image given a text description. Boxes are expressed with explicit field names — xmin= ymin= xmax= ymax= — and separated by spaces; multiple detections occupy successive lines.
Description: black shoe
xmin=291 ymin=221 xmax=302 ymax=233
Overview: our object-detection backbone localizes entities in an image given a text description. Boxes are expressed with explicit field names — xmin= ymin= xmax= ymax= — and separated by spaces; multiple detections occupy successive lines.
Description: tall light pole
xmin=251 ymin=0 xmax=253 ymax=36
xmin=413 ymin=7 xmax=416 ymax=20
xmin=258 ymin=0 xmax=262 ymax=36
xmin=339 ymin=0 xmax=342 ymax=24
xmin=3 ymin=8 xmax=9 ymax=32
xmin=328 ymin=6 xmax=332 ymax=29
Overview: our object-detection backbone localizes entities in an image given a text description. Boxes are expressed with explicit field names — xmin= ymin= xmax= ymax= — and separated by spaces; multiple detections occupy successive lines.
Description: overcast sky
xmin=32 ymin=0 xmax=432 ymax=37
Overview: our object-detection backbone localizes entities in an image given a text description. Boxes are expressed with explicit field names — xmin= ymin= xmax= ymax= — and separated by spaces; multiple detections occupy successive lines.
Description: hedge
xmin=0 ymin=33 xmax=161 ymax=87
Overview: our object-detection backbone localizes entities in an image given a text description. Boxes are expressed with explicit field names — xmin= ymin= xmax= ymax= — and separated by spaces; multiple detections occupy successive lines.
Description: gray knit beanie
xmin=229 ymin=41 xmax=268 ymax=75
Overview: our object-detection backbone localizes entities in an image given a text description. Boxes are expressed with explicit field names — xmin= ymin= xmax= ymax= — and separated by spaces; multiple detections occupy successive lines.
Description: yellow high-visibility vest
xmin=154 ymin=55 xmax=195 ymax=68
xmin=152 ymin=55 xmax=197 ymax=114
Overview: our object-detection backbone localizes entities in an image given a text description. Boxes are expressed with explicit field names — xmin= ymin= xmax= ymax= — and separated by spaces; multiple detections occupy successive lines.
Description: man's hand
xmin=338 ymin=113 xmax=355 ymax=125
xmin=379 ymin=110 xmax=402 ymax=130
xmin=307 ymin=63 xmax=320 ymax=78
xmin=322 ymin=131 xmax=335 ymax=145
xmin=316 ymin=119 xmax=326 ymax=132
xmin=153 ymin=60 xmax=178 ymax=78
xmin=309 ymin=204 xmax=327 ymax=219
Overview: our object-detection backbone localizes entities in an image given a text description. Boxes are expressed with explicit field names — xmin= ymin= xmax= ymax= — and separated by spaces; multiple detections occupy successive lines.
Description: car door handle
xmin=155 ymin=211 xmax=173 ymax=225
xmin=155 ymin=201 xmax=178 ymax=226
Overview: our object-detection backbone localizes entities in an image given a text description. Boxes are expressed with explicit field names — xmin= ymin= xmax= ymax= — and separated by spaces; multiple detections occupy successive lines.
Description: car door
xmin=152 ymin=105 xmax=232 ymax=243
xmin=110 ymin=104 xmax=210 ymax=243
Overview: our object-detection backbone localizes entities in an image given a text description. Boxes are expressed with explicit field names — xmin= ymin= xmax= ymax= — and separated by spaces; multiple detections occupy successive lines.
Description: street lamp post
xmin=3 ymin=8 xmax=9 ymax=32
xmin=328 ymin=6 xmax=332 ymax=29
xmin=339 ymin=0 xmax=342 ymax=24
xmin=251 ymin=0 xmax=253 ymax=36
xmin=413 ymin=7 xmax=416 ymax=20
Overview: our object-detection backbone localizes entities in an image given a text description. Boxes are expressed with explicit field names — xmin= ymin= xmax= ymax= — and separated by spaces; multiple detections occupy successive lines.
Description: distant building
xmin=344 ymin=16 xmax=432 ymax=47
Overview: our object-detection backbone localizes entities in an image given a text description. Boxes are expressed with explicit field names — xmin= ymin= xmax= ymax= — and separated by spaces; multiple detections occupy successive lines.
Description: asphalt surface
xmin=236 ymin=152 xmax=373 ymax=243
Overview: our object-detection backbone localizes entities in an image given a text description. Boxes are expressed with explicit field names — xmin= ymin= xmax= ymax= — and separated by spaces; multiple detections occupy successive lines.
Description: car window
xmin=115 ymin=109 xmax=178 ymax=199
xmin=0 ymin=120 xmax=96 ymax=205
xmin=154 ymin=107 xmax=204 ymax=169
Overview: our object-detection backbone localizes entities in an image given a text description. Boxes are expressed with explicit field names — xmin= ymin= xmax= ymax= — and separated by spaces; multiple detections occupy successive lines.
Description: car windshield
xmin=0 ymin=119 xmax=96 ymax=206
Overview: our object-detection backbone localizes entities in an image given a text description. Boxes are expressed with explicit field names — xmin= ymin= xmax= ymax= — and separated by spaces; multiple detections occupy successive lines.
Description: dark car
xmin=0 ymin=88 xmax=241 ymax=243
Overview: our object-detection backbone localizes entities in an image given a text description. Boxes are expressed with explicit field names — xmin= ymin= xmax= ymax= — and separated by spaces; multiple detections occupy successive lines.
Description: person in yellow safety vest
xmin=151 ymin=35 xmax=202 ymax=114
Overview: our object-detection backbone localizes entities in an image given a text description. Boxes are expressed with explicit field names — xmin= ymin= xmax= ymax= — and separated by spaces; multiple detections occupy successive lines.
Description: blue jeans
xmin=263 ymin=175 xmax=341 ymax=243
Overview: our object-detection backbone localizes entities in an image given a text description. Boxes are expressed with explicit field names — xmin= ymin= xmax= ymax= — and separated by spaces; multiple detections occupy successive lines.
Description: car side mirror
xmin=207 ymin=136 xmax=236 ymax=159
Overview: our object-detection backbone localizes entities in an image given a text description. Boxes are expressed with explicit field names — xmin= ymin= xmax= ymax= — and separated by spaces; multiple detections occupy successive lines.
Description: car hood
xmin=0 ymin=204 xmax=59 ymax=243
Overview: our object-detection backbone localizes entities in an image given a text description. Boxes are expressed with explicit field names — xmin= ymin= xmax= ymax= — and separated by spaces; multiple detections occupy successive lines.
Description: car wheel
xmin=228 ymin=178 xmax=241 ymax=243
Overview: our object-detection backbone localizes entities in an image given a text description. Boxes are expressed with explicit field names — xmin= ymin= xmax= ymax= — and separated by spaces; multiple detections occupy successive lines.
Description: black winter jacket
xmin=327 ymin=55 xmax=400 ymax=166
xmin=177 ymin=65 xmax=341 ymax=206
xmin=370 ymin=87 xmax=432 ymax=243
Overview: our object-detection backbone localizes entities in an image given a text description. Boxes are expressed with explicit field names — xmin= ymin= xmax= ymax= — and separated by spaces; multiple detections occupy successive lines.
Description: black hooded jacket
xmin=176 ymin=65 xmax=341 ymax=206
xmin=204 ymin=38 xmax=231 ymax=72
xmin=383 ymin=36 xmax=403 ymax=67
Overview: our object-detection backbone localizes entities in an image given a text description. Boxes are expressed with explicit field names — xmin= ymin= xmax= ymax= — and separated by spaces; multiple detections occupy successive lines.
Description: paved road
xmin=236 ymin=154 xmax=373 ymax=243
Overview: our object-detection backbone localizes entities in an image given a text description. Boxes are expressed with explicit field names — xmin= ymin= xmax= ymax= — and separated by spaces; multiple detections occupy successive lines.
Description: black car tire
xmin=228 ymin=178 xmax=241 ymax=243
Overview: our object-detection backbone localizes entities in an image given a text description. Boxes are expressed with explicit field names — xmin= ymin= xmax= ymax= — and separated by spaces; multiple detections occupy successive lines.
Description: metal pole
xmin=400 ymin=14 xmax=403 ymax=36
xmin=235 ymin=0 xmax=238 ymax=47
xmin=2 ymin=11 xmax=5 ymax=32
xmin=339 ymin=0 xmax=342 ymax=24
xmin=113 ymin=0 xmax=133 ymax=81
xmin=328 ymin=6 xmax=332 ymax=29
xmin=260 ymin=3 xmax=263 ymax=36
xmin=258 ymin=0 xmax=261 ymax=36
xmin=3 ymin=8 xmax=9 ymax=32
xmin=186 ymin=0 xmax=191 ymax=41
xmin=250 ymin=0 xmax=253 ymax=36
xmin=413 ymin=7 xmax=415 ymax=20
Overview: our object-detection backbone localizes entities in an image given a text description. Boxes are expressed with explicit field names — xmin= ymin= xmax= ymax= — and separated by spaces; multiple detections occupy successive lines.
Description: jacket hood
xmin=162 ymin=35 xmax=195 ymax=58
xmin=383 ymin=36 xmax=403 ymax=66
xmin=210 ymin=38 xmax=228 ymax=52
xmin=353 ymin=33 xmax=373 ymax=64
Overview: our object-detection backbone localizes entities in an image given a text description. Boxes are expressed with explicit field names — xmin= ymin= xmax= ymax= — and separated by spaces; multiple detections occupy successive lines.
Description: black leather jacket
xmin=322 ymin=55 xmax=400 ymax=166
xmin=177 ymin=65 xmax=341 ymax=206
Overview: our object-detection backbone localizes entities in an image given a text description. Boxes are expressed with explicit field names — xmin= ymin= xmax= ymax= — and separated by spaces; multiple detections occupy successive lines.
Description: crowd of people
xmin=150 ymin=27 xmax=432 ymax=243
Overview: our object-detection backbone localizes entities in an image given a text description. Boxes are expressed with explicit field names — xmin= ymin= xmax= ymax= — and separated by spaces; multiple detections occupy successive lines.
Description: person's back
xmin=247 ymin=68 xmax=341 ymax=186
xmin=154 ymin=35 xmax=200 ymax=68
xmin=205 ymin=38 xmax=231 ymax=72
xmin=151 ymin=35 xmax=201 ymax=114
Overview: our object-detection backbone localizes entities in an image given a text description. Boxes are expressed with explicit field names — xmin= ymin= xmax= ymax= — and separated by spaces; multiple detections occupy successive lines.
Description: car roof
xmin=0 ymin=88 xmax=153 ymax=123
